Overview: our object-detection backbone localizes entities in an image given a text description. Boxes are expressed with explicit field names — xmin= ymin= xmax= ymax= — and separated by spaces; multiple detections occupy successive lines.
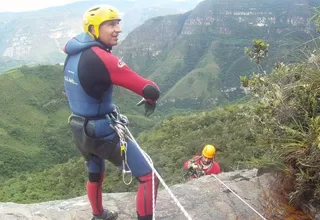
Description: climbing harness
xmin=108 ymin=108 xmax=133 ymax=185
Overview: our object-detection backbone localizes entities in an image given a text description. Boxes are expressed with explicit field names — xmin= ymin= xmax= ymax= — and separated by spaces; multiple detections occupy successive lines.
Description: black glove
xmin=137 ymin=98 xmax=156 ymax=117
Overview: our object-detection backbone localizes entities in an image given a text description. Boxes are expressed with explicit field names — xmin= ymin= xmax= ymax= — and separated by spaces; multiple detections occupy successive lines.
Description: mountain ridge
xmin=116 ymin=0 xmax=320 ymax=109
xmin=0 ymin=0 xmax=199 ymax=70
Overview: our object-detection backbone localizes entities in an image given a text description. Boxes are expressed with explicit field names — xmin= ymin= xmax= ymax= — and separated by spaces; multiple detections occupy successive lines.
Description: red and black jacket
xmin=63 ymin=33 xmax=160 ymax=117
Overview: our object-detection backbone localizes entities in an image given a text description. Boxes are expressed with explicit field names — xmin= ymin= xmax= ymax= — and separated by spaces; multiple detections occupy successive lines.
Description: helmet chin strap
xmin=91 ymin=34 xmax=112 ymax=52
xmin=89 ymin=26 xmax=112 ymax=52
xmin=96 ymin=38 xmax=112 ymax=52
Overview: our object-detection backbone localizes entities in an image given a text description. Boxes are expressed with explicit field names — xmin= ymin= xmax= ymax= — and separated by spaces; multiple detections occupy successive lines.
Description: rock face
xmin=0 ymin=169 xmax=313 ymax=220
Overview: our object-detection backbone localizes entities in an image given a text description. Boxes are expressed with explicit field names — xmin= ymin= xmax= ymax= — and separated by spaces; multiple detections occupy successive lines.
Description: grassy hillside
xmin=0 ymin=65 xmax=155 ymax=180
xmin=160 ymin=41 xmax=221 ymax=104
xmin=0 ymin=65 xmax=74 ymax=178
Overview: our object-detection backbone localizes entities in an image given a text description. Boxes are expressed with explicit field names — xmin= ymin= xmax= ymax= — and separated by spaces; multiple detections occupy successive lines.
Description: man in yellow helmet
xmin=63 ymin=5 xmax=160 ymax=220
xmin=184 ymin=145 xmax=221 ymax=179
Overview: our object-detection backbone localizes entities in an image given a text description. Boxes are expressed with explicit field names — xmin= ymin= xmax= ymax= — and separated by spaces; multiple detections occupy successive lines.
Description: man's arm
xmin=184 ymin=158 xmax=200 ymax=170
xmin=184 ymin=160 xmax=192 ymax=170
xmin=93 ymin=47 xmax=160 ymax=103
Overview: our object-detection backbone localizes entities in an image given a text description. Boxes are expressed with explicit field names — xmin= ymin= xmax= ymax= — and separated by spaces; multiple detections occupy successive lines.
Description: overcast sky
xmin=0 ymin=0 xmax=86 ymax=12
xmin=0 ymin=0 xmax=203 ymax=12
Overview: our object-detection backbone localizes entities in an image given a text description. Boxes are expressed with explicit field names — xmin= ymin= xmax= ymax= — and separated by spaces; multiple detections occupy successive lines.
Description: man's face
xmin=201 ymin=156 xmax=213 ymax=165
xmin=98 ymin=20 xmax=121 ymax=46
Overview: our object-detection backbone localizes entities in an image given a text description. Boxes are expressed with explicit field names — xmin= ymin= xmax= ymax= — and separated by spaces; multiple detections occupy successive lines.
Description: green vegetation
xmin=241 ymin=58 xmax=320 ymax=209
xmin=245 ymin=39 xmax=270 ymax=72
xmin=0 ymin=157 xmax=136 ymax=203
xmin=312 ymin=7 xmax=320 ymax=33
xmin=0 ymin=64 xmax=76 ymax=179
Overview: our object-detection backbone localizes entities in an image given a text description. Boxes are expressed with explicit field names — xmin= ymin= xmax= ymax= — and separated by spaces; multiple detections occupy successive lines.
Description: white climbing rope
xmin=152 ymin=167 xmax=155 ymax=220
xmin=210 ymin=174 xmax=267 ymax=220
xmin=124 ymin=126 xmax=193 ymax=220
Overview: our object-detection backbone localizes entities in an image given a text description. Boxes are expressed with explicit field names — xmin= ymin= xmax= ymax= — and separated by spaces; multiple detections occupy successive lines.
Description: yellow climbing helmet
xmin=83 ymin=5 xmax=121 ymax=38
xmin=202 ymin=145 xmax=216 ymax=159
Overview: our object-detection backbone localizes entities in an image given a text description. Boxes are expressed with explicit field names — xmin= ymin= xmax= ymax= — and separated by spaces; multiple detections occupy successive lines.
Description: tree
xmin=311 ymin=7 xmax=320 ymax=33
xmin=245 ymin=39 xmax=270 ymax=73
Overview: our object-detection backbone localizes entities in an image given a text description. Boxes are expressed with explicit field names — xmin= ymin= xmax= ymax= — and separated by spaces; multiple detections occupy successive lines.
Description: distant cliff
xmin=115 ymin=0 xmax=320 ymax=109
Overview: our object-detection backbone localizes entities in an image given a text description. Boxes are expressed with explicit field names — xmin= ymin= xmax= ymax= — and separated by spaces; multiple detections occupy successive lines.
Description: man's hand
xmin=137 ymin=98 xmax=156 ymax=117
xmin=192 ymin=164 xmax=200 ymax=169
xmin=188 ymin=162 xmax=199 ymax=170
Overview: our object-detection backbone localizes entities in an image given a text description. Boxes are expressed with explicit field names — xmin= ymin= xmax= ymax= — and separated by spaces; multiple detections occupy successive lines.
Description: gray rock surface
xmin=0 ymin=169 xmax=309 ymax=220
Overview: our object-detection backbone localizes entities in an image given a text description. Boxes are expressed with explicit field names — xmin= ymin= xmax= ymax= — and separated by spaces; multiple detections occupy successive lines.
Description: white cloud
xmin=0 ymin=0 xmax=203 ymax=12
xmin=0 ymin=0 xmax=85 ymax=12
xmin=171 ymin=0 xmax=203 ymax=2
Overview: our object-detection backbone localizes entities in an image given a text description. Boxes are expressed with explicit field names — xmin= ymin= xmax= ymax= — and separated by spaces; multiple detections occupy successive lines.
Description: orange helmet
xmin=202 ymin=145 xmax=216 ymax=159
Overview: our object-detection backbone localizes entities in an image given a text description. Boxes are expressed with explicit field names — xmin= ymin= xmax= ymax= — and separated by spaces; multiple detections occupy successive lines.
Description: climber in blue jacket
xmin=63 ymin=4 xmax=160 ymax=220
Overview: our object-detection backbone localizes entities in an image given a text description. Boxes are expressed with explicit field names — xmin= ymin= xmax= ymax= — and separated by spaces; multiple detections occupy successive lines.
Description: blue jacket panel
xmin=63 ymin=33 xmax=115 ymax=117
